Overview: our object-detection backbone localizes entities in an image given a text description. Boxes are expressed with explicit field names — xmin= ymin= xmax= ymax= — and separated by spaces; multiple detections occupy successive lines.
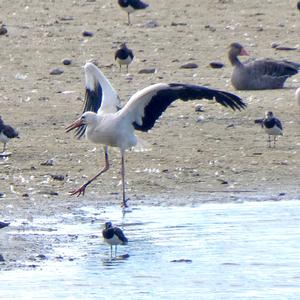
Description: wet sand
xmin=0 ymin=0 xmax=299 ymax=267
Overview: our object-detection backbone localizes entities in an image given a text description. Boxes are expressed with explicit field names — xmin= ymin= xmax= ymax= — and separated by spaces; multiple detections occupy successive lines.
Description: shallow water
xmin=1 ymin=200 xmax=300 ymax=299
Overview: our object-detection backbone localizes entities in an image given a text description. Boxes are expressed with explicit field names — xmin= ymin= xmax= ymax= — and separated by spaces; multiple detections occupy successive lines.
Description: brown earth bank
xmin=0 ymin=0 xmax=299 ymax=268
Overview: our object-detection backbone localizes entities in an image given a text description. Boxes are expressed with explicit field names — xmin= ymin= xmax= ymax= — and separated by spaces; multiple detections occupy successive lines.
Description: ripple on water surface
xmin=2 ymin=200 xmax=300 ymax=300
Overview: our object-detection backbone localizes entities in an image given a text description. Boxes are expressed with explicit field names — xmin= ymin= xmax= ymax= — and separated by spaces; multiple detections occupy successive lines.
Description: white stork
xmin=66 ymin=62 xmax=246 ymax=207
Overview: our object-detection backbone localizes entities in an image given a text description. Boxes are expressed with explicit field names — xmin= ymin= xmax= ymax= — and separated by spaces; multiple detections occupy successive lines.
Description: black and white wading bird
xmin=0 ymin=116 xmax=19 ymax=153
xmin=115 ymin=43 xmax=134 ymax=72
xmin=229 ymin=43 xmax=300 ymax=90
xmin=255 ymin=111 xmax=283 ymax=147
xmin=66 ymin=62 xmax=246 ymax=207
xmin=118 ymin=0 xmax=149 ymax=25
xmin=102 ymin=221 xmax=128 ymax=258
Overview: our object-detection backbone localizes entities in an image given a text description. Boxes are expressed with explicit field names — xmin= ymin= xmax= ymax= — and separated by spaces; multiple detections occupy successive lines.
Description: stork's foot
xmin=121 ymin=198 xmax=130 ymax=208
xmin=69 ymin=184 xmax=88 ymax=197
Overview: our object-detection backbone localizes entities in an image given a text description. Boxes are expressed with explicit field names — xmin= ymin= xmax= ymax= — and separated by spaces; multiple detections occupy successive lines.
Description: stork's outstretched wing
xmin=117 ymin=83 xmax=246 ymax=132
xmin=75 ymin=63 xmax=121 ymax=138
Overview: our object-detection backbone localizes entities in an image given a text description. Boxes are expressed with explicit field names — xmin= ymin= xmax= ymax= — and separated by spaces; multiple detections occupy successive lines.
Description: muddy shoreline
xmin=0 ymin=0 xmax=300 ymax=269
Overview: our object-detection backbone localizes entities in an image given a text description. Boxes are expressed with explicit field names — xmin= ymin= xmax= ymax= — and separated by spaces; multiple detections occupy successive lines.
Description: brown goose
xmin=228 ymin=43 xmax=300 ymax=90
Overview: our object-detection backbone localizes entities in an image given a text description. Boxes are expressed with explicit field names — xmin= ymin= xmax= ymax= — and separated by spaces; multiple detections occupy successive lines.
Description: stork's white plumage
xmin=66 ymin=62 xmax=246 ymax=207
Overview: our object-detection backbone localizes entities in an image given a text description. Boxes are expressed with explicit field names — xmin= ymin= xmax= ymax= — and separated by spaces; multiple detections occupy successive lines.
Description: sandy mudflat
xmin=0 ymin=0 xmax=299 ymax=266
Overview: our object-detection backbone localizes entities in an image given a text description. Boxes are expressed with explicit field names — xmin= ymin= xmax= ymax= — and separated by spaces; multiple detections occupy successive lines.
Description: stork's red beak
xmin=240 ymin=47 xmax=249 ymax=56
xmin=66 ymin=118 xmax=84 ymax=133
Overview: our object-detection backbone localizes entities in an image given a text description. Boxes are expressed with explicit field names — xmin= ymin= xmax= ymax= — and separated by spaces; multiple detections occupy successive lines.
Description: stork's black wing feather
xmin=75 ymin=82 xmax=103 ymax=139
xmin=134 ymin=83 xmax=246 ymax=132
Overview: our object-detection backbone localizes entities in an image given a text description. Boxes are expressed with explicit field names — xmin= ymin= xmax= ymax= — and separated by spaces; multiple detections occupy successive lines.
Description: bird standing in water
xmin=102 ymin=221 xmax=128 ymax=258
xmin=115 ymin=43 xmax=134 ymax=72
xmin=118 ymin=0 xmax=149 ymax=25
xmin=255 ymin=111 xmax=283 ymax=147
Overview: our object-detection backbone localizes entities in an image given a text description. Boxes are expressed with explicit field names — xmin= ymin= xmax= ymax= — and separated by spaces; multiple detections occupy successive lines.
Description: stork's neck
xmin=85 ymin=114 xmax=100 ymax=134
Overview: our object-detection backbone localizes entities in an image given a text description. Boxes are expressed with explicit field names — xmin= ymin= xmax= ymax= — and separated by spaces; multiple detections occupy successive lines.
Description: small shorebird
xmin=255 ymin=111 xmax=283 ymax=147
xmin=118 ymin=0 xmax=149 ymax=25
xmin=66 ymin=62 xmax=246 ymax=207
xmin=115 ymin=43 xmax=134 ymax=72
xmin=102 ymin=221 xmax=128 ymax=258
xmin=0 ymin=116 xmax=19 ymax=153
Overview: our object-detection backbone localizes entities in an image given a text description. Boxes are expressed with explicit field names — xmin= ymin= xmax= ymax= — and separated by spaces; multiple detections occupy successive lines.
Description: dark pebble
xmin=38 ymin=96 xmax=49 ymax=101
xmin=49 ymin=68 xmax=64 ymax=75
xmin=0 ymin=192 xmax=5 ymax=198
xmin=271 ymin=42 xmax=280 ymax=48
xmin=0 ymin=25 xmax=7 ymax=35
xmin=170 ymin=259 xmax=192 ymax=263
xmin=116 ymin=254 xmax=130 ymax=259
xmin=218 ymin=179 xmax=228 ymax=185
xmin=59 ymin=16 xmax=74 ymax=21
xmin=195 ymin=104 xmax=205 ymax=112
xmin=28 ymin=264 xmax=38 ymax=268
xmin=41 ymin=159 xmax=55 ymax=166
xmin=171 ymin=22 xmax=187 ymax=26
xmin=180 ymin=63 xmax=198 ymax=69
xmin=275 ymin=46 xmax=298 ymax=51
xmin=36 ymin=254 xmax=48 ymax=260
xmin=82 ymin=30 xmax=94 ymax=37
xmin=0 ymin=254 xmax=5 ymax=262
xmin=51 ymin=174 xmax=65 ymax=181
xmin=226 ymin=124 xmax=235 ymax=129
xmin=204 ymin=24 xmax=216 ymax=32
xmin=49 ymin=191 xmax=59 ymax=196
xmin=62 ymin=58 xmax=72 ymax=65
xmin=138 ymin=68 xmax=156 ymax=74
xmin=209 ymin=61 xmax=225 ymax=69
xmin=145 ymin=20 xmax=159 ymax=28
xmin=90 ymin=234 xmax=99 ymax=239
xmin=252 ymin=152 xmax=262 ymax=156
